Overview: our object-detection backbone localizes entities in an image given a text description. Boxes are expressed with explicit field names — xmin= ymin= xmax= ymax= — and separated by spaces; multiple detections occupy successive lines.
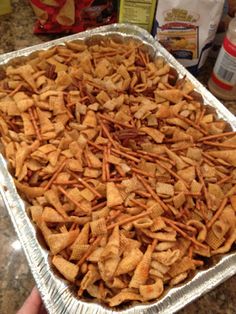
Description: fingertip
xmin=17 ymin=286 xmax=42 ymax=314
xmin=30 ymin=286 xmax=42 ymax=306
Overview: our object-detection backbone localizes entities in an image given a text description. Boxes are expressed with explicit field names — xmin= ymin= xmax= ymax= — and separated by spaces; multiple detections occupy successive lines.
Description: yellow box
xmin=0 ymin=0 xmax=12 ymax=16
xmin=119 ymin=0 xmax=157 ymax=33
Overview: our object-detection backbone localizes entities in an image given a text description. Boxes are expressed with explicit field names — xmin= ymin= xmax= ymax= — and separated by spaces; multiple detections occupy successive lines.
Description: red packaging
xmin=30 ymin=0 xmax=118 ymax=34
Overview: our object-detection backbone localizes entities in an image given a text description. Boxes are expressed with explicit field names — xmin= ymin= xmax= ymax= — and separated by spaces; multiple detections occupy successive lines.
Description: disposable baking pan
xmin=0 ymin=23 xmax=236 ymax=314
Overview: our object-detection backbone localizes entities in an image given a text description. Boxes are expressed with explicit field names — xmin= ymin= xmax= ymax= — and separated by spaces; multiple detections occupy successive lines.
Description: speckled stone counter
xmin=0 ymin=1 xmax=236 ymax=314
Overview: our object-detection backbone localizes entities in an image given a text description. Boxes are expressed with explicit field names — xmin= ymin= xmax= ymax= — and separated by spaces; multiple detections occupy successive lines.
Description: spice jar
xmin=208 ymin=15 xmax=236 ymax=100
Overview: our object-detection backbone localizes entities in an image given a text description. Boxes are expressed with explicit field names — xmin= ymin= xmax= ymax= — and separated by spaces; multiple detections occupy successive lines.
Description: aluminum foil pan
xmin=0 ymin=23 xmax=236 ymax=314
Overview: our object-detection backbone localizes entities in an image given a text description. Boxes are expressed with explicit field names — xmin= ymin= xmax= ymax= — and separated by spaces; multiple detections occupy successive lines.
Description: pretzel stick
xmin=161 ymin=82 xmax=175 ymax=90
xmin=98 ymin=282 xmax=106 ymax=300
xmin=171 ymin=144 xmax=195 ymax=152
xmin=87 ymin=140 xmax=104 ymax=151
xmin=111 ymin=148 xmax=140 ymax=163
xmin=44 ymin=158 xmax=67 ymax=190
xmin=196 ymin=200 xmax=205 ymax=220
xmin=162 ymin=217 xmax=196 ymax=233
xmin=182 ymin=93 xmax=193 ymax=101
xmin=107 ymin=210 xmax=152 ymax=230
xmin=156 ymin=176 xmax=175 ymax=184
xmin=28 ymin=107 xmax=42 ymax=141
xmin=155 ymin=159 xmax=189 ymax=188
xmin=131 ymin=167 xmax=155 ymax=178
xmin=8 ymin=120 xmax=19 ymax=132
xmin=139 ymin=49 xmax=148 ymax=66
xmin=91 ymin=201 xmax=107 ymax=211
xmin=115 ymin=164 xmax=125 ymax=177
xmin=217 ymin=175 xmax=233 ymax=185
xmin=164 ymin=219 xmax=208 ymax=249
xmin=188 ymin=246 xmax=193 ymax=258
xmin=174 ymin=114 xmax=208 ymax=135
xmin=69 ymin=222 xmax=77 ymax=231
xmin=68 ymin=171 xmax=102 ymax=198
xmin=137 ymin=150 xmax=176 ymax=166
xmin=144 ymin=50 xmax=150 ymax=64
xmin=95 ymin=51 xmax=118 ymax=58
xmin=84 ymin=149 xmax=92 ymax=168
xmin=195 ymin=108 xmax=206 ymax=125
xmin=80 ymin=96 xmax=90 ymax=103
xmin=207 ymin=197 xmax=228 ymax=229
xmin=201 ymin=152 xmax=217 ymax=162
xmin=58 ymin=185 xmax=88 ymax=213
xmin=192 ymin=260 xmax=204 ymax=266
xmin=125 ymin=150 xmax=154 ymax=162
xmin=202 ymin=156 xmax=215 ymax=167
xmin=98 ymin=113 xmax=134 ymax=129
xmin=216 ymin=168 xmax=230 ymax=179
xmin=0 ymin=114 xmax=18 ymax=132
xmin=105 ymin=146 xmax=110 ymax=181
xmin=102 ymin=148 xmax=107 ymax=182
xmin=196 ymin=167 xmax=211 ymax=210
xmin=107 ymin=177 xmax=124 ymax=182
xmin=98 ymin=118 xmax=119 ymax=149
xmin=32 ymin=106 xmax=39 ymax=123
xmin=176 ymin=206 xmax=185 ymax=219
xmin=182 ymin=192 xmax=201 ymax=196
xmin=198 ymin=131 xmax=236 ymax=142
xmin=8 ymin=83 xmax=23 ymax=97
xmin=64 ymin=105 xmax=74 ymax=119
xmin=130 ymin=198 xmax=149 ymax=210
xmin=201 ymin=203 xmax=209 ymax=221
xmin=77 ymin=235 xmax=103 ymax=266
xmin=151 ymin=238 xmax=158 ymax=251
xmin=54 ymin=180 xmax=79 ymax=185
xmin=107 ymin=209 xmax=122 ymax=223
xmin=137 ymin=49 xmax=146 ymax=66
xmin=136 ymin=175 xmax=169 ymax=211
xmin=203 ymin=141 xmax=236 ymax=149
xmin=135 ymin=190 xmax=152 ymax=198
xmin=202 ymin=152 xmax=231 ymax=167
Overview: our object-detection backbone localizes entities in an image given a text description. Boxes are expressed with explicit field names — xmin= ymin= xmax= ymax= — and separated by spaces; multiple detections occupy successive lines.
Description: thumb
xmin=17 ymin=287 xmax=42 ymax=314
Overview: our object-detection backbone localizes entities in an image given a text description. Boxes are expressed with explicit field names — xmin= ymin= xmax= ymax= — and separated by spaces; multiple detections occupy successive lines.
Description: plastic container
xmin=0 ymin=0 xmax=12 ymax=16
xmin=152 ymin=0 xmax=225 ymax=74
xmin=208 ymin=15 xmax=236 ymax=100
xmin=119 ymin=0 xmax=157 ymax=33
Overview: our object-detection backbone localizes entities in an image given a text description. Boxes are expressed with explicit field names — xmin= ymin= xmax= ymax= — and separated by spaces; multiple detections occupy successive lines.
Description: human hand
xmin=17 ymin=287 xmax=47 ymax=314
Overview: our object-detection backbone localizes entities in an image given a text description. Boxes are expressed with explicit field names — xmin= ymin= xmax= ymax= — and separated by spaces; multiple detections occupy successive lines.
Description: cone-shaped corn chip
xmin=52 ymin=255 xmax=79 ymax=283
xmin=47 ymin=230 xmax=79 ymax=255
xmin=129 ymin=244 xmax=153 ymax=288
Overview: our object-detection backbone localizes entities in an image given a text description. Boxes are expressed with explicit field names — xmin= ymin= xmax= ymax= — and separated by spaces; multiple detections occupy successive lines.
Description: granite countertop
xmin=0 ymin=1 xmax=236 ymax=313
